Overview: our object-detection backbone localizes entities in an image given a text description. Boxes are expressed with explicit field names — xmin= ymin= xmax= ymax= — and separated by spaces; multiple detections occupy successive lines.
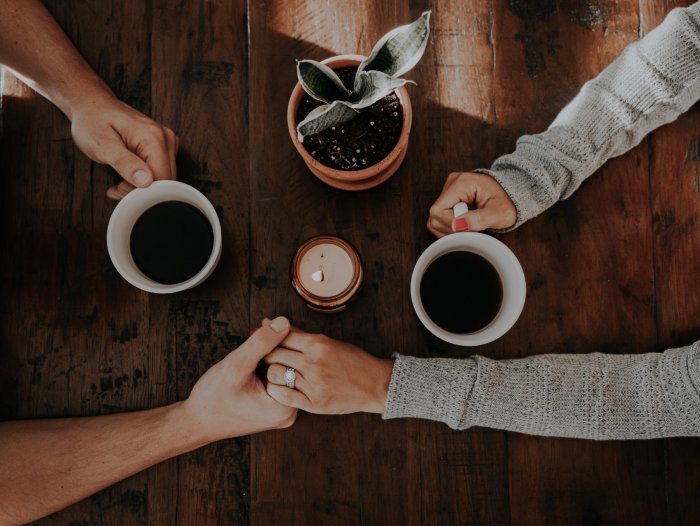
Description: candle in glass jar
xmin=291 ymin=235 xmax=363 ymax=312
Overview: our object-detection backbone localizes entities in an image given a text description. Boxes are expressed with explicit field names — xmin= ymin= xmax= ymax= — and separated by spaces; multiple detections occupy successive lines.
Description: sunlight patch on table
xmin=1 ymin=67 xmax=30 ymax=102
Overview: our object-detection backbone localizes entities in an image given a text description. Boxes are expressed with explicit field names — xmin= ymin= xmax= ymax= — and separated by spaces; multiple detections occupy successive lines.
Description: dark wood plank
xmin=44 ymin=1 xmax=179 ymax=522
xmin=491 ymin=1 xmax=667 ymax=524
xmin=642 ymin=3 xmax=700 ymax=523
xmin=651 ymin=105 xmax=700 ymax=526
xmin=150 ymin=0 xmax=252 ymax=523
xmin=403 ymin=2 xmax=511 ymax=524
xmin=0 ymin=1 xmax=178 ymax=524
xmin=640 ymin=3 xmax=700 ymax=525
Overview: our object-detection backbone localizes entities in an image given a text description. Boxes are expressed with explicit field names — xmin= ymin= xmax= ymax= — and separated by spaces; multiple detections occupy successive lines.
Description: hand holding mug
xmin=70 ymin=93 xmax=178 ymax=200
xmin=263 ymin=325 xmax=394 ymax=415
xmin=427 ymin=172 xmax=517 ymax=237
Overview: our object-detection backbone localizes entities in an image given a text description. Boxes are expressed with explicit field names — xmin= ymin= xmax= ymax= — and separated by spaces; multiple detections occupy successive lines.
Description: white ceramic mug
xmin=410 ymin=232 xmax=526 ymax=346
xmin=107 ymin=180 xmax=222 ymax=294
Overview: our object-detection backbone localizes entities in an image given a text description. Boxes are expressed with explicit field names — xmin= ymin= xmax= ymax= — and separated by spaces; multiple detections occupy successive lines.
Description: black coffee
xmin=419 ymin=251 xmax=502 ymax=334
xmin=130 ymin=201 xmax=213 ymax=285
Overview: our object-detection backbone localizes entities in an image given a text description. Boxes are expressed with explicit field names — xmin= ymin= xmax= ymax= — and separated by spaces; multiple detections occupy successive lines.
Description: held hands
xmin=180 ymin=317 xmax=297 ymax=444
xmin=69 ymin=93 xmax=178 ymax=200
xmin=427 ymin=172 xmax=517 ymax=237
xmin=263 ymin=324 xmax=394 ymax=415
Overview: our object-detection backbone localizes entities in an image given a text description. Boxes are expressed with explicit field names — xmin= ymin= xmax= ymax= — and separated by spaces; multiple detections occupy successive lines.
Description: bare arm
xmin=0 ymin=0 xmax=177 ymax=198
xmin=0 ymin=318 xmax=295 ymax=524
xmin=0 ymin=405 xmax=201 ymax=525
xmin=0 ymin=0 xmax=111 ymax=118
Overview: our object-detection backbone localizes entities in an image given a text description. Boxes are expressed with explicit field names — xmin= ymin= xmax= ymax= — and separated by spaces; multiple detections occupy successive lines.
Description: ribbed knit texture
xmin=385 ymin=344 xmax=700 ymax=439
xmin=384 ymin=4 xmax=700 ymax=439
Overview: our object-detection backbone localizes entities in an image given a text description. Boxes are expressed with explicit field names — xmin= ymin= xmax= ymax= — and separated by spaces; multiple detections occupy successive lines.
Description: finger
xmin=107 ymin=182 xmax=133 ymax=200
xmin=261 ymin=319 xmax=322 ymax=355
xmin=452 ymin=204 xmax=513 ymax=233
xmin=282 ymin=331 xmax=329 ymax=356
xmin=106 ymin=187 xmax=122 ymax=200
xmin=107 ymin=180 xmax=136 ymax=200
xmin=266 ymin=383 xmax=312 ymax=412
xmin=136 ymin=132 xmax=172 ymax=181
xmin=427 ymin=214 xmax=453 ymax=238
xmin=453 ymin=211 xmax=475 ymax=232
xmin=226 ymin=316 xmax=290 ymax=369
xmin=431 ymin=190 xmax=463 ymax=215
xmin=104 ymin=140 xmax=155 ymax=189
xmin=264 ymin=348 xmax=305 ymax=370
xmin=432 ymin=176 xmax=476 ymax=212
xmin=266 ymin=363 xmax=309 ymax=392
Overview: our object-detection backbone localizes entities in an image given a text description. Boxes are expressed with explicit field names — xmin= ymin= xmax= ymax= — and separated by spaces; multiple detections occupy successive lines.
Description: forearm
xmin=384 ymin=341 xmax=700 ymax=440
xmin=0 ymin=402 xmax=206 ymax=524
xmin=482 ymin=4 xmax=700 ymax=229
xmin=0 ymin=0 xmax=113 ymax=118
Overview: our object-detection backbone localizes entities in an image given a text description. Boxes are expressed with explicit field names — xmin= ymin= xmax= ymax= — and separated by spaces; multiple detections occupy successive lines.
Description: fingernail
xmin=249 ymin=329 xmax=257 ymax=335
xmin=454 ymin=218 xmax=469 ymax=232
xmin=270 ymin=317 xmax=289 ymax=332
xmin=133 ymin=170 xmax=151 ymax=187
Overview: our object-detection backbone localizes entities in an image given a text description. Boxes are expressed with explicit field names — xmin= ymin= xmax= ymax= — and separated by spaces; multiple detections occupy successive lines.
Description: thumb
xmin=233 ymin=316 xmax=291 ymax=368
xmin=104 ymin=141 xmax=154 ymax=189
xmin=452 ymin=209 xmax=497 ymax=232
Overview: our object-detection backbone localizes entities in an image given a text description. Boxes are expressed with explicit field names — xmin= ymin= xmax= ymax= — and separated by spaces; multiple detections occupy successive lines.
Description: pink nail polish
xmin=454 ymin=218 xmax=469 ymax=232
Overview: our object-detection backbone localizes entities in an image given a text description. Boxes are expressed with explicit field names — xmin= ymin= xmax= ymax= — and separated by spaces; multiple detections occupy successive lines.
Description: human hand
xmin=69 ymin=93 xmax=178 ymax=200
xmin=427 ymin=172 xmax=517 ymax=237
xmin=180 ymin=317 xmax=297 ymax=443
xmin=263 ymin=325 xmax=394 ymax=415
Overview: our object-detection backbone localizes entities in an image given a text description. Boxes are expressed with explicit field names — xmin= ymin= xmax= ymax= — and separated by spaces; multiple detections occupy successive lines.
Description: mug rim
xmin=410 ymin=232 xmax=526 ymax=346
xmin=106 ymin=180 xmax=222 ymax=294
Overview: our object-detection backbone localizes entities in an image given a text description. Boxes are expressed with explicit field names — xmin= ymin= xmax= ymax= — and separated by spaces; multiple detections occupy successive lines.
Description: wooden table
xmin=1 ymin=1 xmax=699 ymax=524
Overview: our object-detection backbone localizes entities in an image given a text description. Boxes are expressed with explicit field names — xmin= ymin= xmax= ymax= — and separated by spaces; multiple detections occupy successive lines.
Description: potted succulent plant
xmin=287 ymin=11 xmax=431 ymax=190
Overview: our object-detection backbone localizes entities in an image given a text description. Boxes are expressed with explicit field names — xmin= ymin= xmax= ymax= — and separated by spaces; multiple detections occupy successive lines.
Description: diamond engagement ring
xmin=284 ymin=367 xmax=296 ymax=389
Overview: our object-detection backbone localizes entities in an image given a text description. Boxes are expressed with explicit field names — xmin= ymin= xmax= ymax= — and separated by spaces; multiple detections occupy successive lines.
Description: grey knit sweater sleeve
xmin=383 ymin=343 xmax=700 ymax=439
xmin=382 ymin=6 xmax=700 ymax=439
xmin=481 ymin=3 xmax=700 ymax=229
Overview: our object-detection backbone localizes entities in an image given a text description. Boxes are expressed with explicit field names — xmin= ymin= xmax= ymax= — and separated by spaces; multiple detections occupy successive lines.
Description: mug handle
xmin=452 ymin=202 xmax=469 ymax=219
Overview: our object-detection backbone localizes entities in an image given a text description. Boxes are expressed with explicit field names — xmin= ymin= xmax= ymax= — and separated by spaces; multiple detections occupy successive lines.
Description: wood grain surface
xmin=0 ymin=0 xmax=698 ymax=524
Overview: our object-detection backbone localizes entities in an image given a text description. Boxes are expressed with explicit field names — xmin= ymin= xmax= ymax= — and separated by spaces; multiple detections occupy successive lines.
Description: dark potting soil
xmin=296 ymin=66 xmax=403 ymax=171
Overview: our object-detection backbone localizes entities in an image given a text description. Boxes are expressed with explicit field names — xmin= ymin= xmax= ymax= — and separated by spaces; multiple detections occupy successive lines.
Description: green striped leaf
xmin=358 ymin=11 xmax=431 ymax=79
xmin=352 ymin=70 xmax=414 ymax=109
xmin=297 ymin=59 xmax=350 ymax=103
xmin=296 ymin=100 xmax=358 ymax=142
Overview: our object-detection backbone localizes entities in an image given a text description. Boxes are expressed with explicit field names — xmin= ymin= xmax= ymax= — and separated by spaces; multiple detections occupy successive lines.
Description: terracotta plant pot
xmin=287 ymin=54 xmax=413 ymax=191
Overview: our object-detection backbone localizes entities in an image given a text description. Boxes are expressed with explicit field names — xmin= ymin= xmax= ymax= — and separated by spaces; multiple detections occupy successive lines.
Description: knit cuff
xmin=658 ymin=341 xmax=700 ymax=435
xmin=382 ymin=354 xmax=478 ymax=429
xmin=473 ymin=167 xmax=547 ymax=232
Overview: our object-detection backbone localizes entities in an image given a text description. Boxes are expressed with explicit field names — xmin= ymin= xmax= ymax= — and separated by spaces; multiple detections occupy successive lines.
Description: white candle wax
xmin=298 ymin=242 xmax=354 ymax=297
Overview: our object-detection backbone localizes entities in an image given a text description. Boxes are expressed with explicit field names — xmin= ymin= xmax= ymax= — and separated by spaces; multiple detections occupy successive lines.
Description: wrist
xmin=57 ymin=75 xmax=116 ymax=120
xmin=364 ymin=358 xmax=395 ymax=414
xmin=164 ymin=401 xmax=214 ymax=453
